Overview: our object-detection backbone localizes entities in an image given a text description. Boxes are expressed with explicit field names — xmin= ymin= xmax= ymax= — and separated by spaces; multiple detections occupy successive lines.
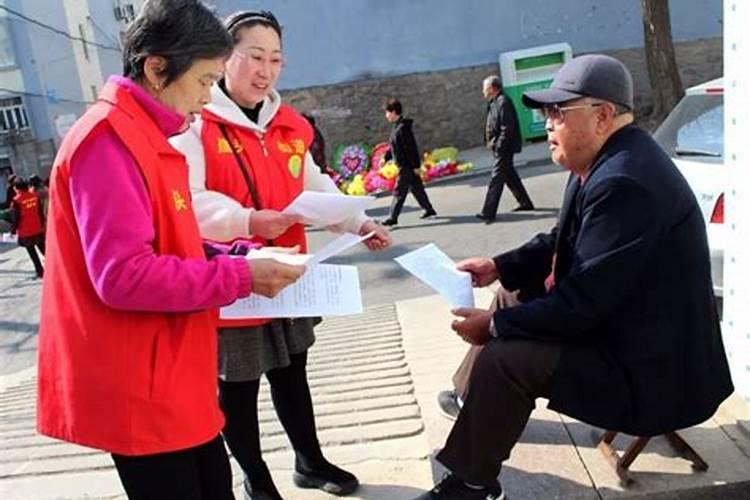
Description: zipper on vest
xmin=259 ymin=136 xmax=268 ymax=157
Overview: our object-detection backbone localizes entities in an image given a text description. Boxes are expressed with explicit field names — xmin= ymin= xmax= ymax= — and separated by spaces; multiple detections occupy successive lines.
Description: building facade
xmin=0 ymin=0 xmax=725 ymax=187
xmin=0 ymin=0 xmax=143 ymax=190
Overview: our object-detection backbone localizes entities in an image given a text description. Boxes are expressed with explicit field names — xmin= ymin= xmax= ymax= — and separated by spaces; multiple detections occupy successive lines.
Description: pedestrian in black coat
xmin=414 ymin=55 xmax=732 ymax=500
xmin=381 ymin=98 xmax=436 ymax=226
xmin=477 ymin=75 xmax=534 ymax=223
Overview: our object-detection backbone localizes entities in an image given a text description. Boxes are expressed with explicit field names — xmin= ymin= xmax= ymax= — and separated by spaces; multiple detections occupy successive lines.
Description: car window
xmin=653 ymin=93 xmax=723 ymax=164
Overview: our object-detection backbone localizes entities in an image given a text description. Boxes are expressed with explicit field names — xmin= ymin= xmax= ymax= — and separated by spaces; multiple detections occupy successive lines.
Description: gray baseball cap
xmin=522 ymin=54 xmax=634 ymax=110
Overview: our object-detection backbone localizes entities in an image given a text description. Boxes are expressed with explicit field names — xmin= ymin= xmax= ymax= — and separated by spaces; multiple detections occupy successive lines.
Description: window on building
xmin=0 ymin=97 xmax=30 ymax=133
xmin=0 ymin=19 xmax=15 ymax=67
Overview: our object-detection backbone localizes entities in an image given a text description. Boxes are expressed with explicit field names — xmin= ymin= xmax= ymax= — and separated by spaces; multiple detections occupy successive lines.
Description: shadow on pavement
xmin=426 ymin=454 xmax=596 ymax=500
xmin=383 ymin=210 xmax=559 ymax=231
xmin=353 ymin=483 xmax=429 ymax=499
xmin=0 ymin=320 xmax=39 ymax=334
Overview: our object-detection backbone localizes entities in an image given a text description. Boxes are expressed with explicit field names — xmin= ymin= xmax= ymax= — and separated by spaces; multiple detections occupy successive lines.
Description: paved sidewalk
xmin=2 ymin=290 xmax=750 ymax=499
xmin=2 ymin=138 xmax=750 ymax=498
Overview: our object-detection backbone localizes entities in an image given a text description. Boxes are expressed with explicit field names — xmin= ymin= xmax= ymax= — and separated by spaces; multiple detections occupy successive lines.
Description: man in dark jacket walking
xmin=381 ymin=98 xmax=436 ymax=226
xmin=414 ymin=55 xmax=732 ymax=500
xmin=477 ymin=76 xmax=534 ymax=222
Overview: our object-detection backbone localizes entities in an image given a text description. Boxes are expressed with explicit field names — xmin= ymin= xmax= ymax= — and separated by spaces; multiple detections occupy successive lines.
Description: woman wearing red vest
xmin=10 ymin=177 xmax=46 ymax=278
xmin=36 ymin=2 xmax=305 ymax=499
xmin=171 ymin=11 xmax=391 ymax=500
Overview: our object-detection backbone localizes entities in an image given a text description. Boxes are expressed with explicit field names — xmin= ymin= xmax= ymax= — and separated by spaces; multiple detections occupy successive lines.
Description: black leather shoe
xmin=243 ymin=476 xmax=283 ymax=500
xmin=475 ymin=213 xmax=496 ymax=223
xmin=511 ymin=205 xmax=534 ymax=212
xmin=381 ymin=218 xmax=398 ymax=226
xmin=413 ymin=473 xmax=505 ymax=499
xmin=293 ymin=460 xmax=359 ymax=496
xmin=437 ymin=390 xmax=461 ymax=421
xmin=420 ymin=209 xmax=437 ymax=219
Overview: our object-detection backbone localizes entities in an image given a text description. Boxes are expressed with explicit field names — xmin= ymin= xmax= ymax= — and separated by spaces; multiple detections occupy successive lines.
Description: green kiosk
xmin=500 ymin=43 xmax=572 ymax=141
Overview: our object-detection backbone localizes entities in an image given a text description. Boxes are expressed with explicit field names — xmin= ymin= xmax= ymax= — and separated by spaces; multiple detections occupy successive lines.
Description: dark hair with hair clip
xmin=122 ymin=0 xmax=233 ymax=86
xmin=224 ymin=10 xmax=282 ymax=45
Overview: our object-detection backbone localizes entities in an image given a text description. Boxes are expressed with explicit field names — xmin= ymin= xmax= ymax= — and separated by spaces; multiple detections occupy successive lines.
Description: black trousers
xmin=20 ymin=234 xmax=45 ymax=278
xmin=480 ymin=153 xmax=534 ymax=217
xmin=218 ymin=351 xmax=324 ymax=488
xmin=388 ymin=168 xmax=434 ymax=221
xmin=436 ymin=337 xmax=562 ymax=485
xmin=111 ymin=434 xmax=234 ymax=500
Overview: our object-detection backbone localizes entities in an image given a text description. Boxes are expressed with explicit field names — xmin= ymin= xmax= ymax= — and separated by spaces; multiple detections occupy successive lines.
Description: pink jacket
xmin=69 ymin=76 xmax=251 ymax=310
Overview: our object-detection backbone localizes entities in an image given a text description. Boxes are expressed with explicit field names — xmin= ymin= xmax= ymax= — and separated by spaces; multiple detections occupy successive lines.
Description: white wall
xmin=213 ymin=0 xmax=723 ymax=90
xmin=61 ymin=0 xmax=104 ymax=103
xmin=0 ymin=1 xmax=24 ymax=104
xmin=723 ymin=0 xmax=750 ymax=403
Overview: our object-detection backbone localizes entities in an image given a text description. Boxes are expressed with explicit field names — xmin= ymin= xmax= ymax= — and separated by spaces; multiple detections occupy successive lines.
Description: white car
xmin=653 ymin=78 xmax=724 ymax=306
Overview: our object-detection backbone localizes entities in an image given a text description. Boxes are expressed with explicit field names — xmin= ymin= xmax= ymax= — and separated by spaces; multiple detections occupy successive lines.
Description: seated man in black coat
xmin=414 ymin=54 xmax=733 ymax=500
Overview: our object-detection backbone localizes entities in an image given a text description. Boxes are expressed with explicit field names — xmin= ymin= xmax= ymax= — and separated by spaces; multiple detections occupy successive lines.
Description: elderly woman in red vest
xmin=36 ymin=2 xmax=305 ymax=499
xmin=10 ymin=177 xmax=46 ymax=278
xmin=171 ymin=10 xmax=391 ymax=500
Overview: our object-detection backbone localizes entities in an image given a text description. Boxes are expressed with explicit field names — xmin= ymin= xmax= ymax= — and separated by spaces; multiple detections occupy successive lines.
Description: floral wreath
xmin=332 ymin=143 xmax=371 ymax=179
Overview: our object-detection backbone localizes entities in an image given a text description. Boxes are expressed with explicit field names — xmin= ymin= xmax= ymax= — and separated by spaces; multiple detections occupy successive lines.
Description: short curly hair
xmin=122 ymin=0 xmax=232 ymax=86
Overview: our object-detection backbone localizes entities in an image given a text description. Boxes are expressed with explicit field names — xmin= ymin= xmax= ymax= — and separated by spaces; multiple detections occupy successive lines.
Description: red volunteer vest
xmin=201 ymin=104 xmax=312 ymax=328
xmin=12 ymin=191 xmax=44 ymax=238
xmin=37 ymin=81 xmax=224 ymax=455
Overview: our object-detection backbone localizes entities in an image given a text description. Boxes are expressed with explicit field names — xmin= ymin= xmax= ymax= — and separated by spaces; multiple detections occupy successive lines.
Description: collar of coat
xmin=203 ymin=83 xmax=282 ymax=133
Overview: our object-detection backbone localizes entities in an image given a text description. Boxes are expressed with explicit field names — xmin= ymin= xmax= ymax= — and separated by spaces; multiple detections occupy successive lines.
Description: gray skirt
xmin=218 ymin=317 xmax=318 ymax=382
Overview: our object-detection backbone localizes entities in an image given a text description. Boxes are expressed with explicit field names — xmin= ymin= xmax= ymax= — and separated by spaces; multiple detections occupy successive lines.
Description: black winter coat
xmin=485 ymin=93 xmax=522 ymax=156
xmin=493 ymin=125 xmax=733 ymax=435
xmin=386 ymin=118 xmax=421 ymax=171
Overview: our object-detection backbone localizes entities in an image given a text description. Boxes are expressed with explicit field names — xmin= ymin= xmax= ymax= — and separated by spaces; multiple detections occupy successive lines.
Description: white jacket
xmin=170 ymin=84 xmax=368 ymax=242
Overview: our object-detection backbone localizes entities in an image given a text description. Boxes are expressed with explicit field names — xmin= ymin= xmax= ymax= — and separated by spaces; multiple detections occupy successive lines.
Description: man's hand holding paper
xmin=456 ymin=257 xmax=499 ymax=287
xmin=451 ymin=307 xmax=493 ymax=345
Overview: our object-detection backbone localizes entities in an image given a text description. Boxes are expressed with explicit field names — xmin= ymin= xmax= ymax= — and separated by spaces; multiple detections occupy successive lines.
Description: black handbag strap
xmin=216 ymin=123 xmax=271 ymax=245
xmin=217 ymin=123 xmax=262 ymax=210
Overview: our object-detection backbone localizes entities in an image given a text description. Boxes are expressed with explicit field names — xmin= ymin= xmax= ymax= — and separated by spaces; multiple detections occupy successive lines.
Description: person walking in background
xmin=302 ymin=113 xmax=328 ymax=174
xmin=36 ymin=2 xmax=304 ymax=499
xmin=477 ymin=75 xmax=534 ymax=223
xmin=10 ymin=177 xmax=45 ymax=278
xmin=29 ymin=175 xmax=49 ymax=220
xmin=381 ymin=98 xmax=436 ymax=226
xmin=171 ymin=10 xmax=391 ymax=500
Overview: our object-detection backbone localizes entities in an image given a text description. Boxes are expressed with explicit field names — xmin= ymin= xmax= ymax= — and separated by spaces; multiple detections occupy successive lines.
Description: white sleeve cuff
xmin=489 ymin=317 xmax=499 ymax=338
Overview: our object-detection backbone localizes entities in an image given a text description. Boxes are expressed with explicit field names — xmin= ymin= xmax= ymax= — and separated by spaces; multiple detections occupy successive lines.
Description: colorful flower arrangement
xmin=332 ymin=143 xmax=370 ymax=179
xmin=328 ymin=143 xmax=473 ymax=195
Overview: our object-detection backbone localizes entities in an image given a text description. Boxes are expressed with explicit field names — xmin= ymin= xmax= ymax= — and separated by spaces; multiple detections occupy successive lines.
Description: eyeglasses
xmin=540 ymin=102 xmax=605 ymax=123
xmin=233 ymin=47 xmax=284 ymax=67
